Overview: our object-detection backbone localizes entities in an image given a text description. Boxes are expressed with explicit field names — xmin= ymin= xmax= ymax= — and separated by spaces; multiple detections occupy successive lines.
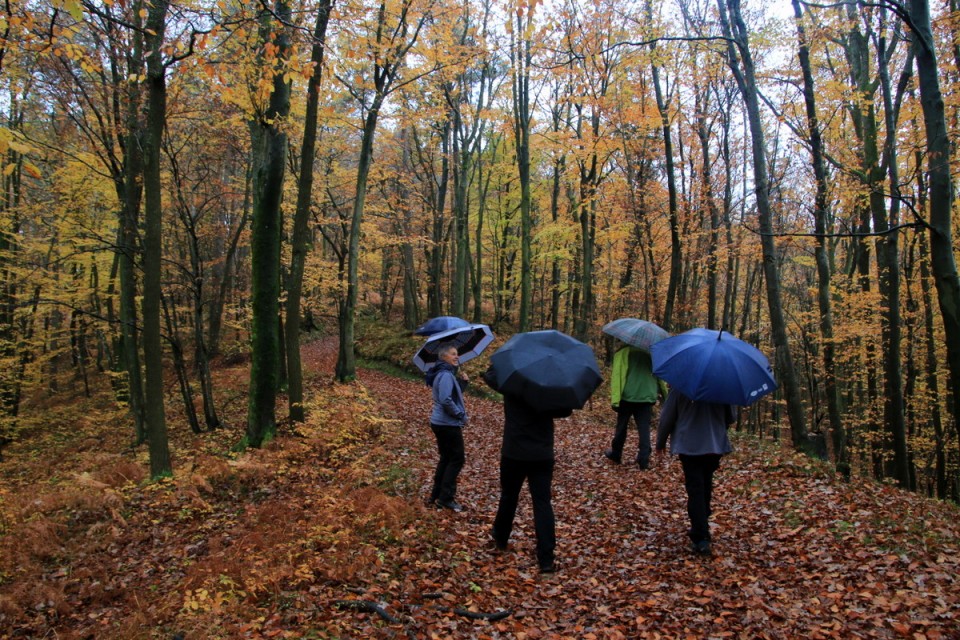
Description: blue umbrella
xmin=488 ymin=330 xmax=603 ymax=412
xmin=413 ymin=323 xmax=495 ymax=372
xmin=650 ymin=328 xmax=776 ymax=406
xmin=414 ymin=316 xmax=471 ymax=336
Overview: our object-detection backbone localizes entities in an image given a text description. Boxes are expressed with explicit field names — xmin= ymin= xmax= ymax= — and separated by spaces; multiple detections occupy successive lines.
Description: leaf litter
xmin=0 ymin=337 xmax=957 ymax=638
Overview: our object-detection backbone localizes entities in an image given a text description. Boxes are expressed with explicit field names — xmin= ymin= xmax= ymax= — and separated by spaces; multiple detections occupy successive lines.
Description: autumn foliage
xmin=0 ymin=338 xmax=957 ymax=638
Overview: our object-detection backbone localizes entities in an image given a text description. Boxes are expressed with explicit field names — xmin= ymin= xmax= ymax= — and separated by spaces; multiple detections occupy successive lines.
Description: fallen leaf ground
xmin=0 ymin=337 xmax=958 ymax=639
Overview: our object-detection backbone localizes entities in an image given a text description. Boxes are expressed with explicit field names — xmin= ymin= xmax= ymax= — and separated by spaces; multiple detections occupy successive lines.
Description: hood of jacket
xmin=425 ymin=361 xmax=456 ymax=386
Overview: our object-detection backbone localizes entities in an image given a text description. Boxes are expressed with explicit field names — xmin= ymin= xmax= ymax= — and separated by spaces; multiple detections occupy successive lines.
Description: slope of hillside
xmin=0 ymin=337 xmax=957 ymax=638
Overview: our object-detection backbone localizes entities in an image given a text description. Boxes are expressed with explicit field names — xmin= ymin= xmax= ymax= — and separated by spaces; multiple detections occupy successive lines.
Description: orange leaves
xmin=2 ymin=338 xmax=960 ymax=637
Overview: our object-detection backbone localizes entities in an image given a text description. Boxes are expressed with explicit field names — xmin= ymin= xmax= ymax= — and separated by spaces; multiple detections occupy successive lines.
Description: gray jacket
xmin=656 ymin=390 xmax=736 ymax=456
xmin=427 ymin=363 xmax=468 ymax=427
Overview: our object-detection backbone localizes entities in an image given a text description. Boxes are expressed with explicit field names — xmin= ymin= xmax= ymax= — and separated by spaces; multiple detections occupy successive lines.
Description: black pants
xmin=610 ymin=401 xmax=653 ymax=465
xmin=430 ymin=424 xmax=465 ymax=503
xmin=492 ymin=457 xmax=555 ymax=569
xmin=679 ymin=454 xmax=722 ymax=544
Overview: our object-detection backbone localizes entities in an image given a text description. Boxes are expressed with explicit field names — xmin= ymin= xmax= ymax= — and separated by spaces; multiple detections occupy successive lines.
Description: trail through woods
xmin=0 ymin=337 xmax=958 ymax=638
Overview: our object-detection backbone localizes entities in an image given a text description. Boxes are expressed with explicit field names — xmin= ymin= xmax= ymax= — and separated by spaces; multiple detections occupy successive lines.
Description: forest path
xmin=1 ymin=337 xmax=957 ymax=639
xmin=318 ymin=337 xmax=960 ymax=638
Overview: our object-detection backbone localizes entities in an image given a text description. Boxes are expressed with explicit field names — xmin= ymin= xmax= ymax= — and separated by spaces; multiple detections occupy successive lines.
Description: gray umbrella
xmin=601 ymin=318 xmax=669 ymax=352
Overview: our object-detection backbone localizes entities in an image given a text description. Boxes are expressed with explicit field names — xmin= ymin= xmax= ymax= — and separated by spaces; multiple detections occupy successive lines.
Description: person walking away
xmin=425 ymin=344 xmax=469 ymax=512
xmin=605 ymin=345 xmax=663 ymax=469
xmin=655 ymin=389 xmax=736 ymax=555
xmin=482 ymin=368 xmax=569 ymax=574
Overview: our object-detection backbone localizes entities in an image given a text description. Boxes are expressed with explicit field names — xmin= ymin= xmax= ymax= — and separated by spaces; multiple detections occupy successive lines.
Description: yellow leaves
xmin=52 ymin=0 xmax=84 ymax=22
xmin=182 ymin=587 xmax=237 ymax=614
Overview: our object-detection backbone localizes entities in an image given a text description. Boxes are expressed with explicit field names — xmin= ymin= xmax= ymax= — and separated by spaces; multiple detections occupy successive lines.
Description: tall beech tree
xmin=247 ymin=0 xmax=293 ymax=447
xmin=646 ymin=0 xmax=682 ymax=333
xmin=286 ymin=0 xmax=333 ymax=423
xmin=444 ymin=1 xmax=497 ymax=319
xmin=791 ymin=0 xmax=847 ymax=474
xmin=333 ymin=0 xmax=433 ymax=381
xmin=508 ymin=0 xmax=534 ymax=332
xmin=717 ymin=0 xmax=807 ymax=449
xmin=909 ymin=0 xmax=960 ymax=465
xmin=142 ymin=0 xmax=172 ymax=476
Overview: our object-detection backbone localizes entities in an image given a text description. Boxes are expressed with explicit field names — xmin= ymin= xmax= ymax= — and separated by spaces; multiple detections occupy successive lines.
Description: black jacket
xmin=484 ymin=367 xmax=571 ymax=461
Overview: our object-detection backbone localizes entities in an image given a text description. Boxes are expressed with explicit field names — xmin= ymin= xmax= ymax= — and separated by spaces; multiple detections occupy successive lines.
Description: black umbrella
xmin=488 ymin=330 xmax=603 ymax=412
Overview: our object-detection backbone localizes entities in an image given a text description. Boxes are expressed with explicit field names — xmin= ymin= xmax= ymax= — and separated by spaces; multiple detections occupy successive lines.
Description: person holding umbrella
xmin=605 ymin=345 xmax=664 ymax=469
xmin=482 ymin=330 xmax=603 ymax=575
xmin=482 ymin=368 xmax=570 ymax=574
xmin=425 ymin=344 xmax=470 ymax=512
xmin=600 ymin=318 xmax=669 ymax=469
xmin=651 ymin=329 xmax=775 ymax=555
xmin=655 ymin=390 xmax=736 ymax=556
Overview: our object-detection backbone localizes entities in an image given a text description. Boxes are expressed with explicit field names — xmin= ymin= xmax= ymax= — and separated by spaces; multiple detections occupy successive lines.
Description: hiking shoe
xmin=539 ymin=562 xmax=558 ymax=574
xmin=691 ymin=540 xmax=712 ymax=556
xmin=438 ymin=500 xmax=464 ymax=513
xmin=604 ymin=449 xmax=622 ymax=464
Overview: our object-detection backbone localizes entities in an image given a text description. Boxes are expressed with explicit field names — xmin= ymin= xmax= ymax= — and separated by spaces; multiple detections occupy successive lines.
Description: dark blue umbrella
xmin=488 ymin=330 xmax=603 ymax=412
xmin=414 ymin=316 xmax=471 ymax=336
xmin=413 ymin=323 xmax=495 ymax=372
xmin=650 ymin=328 xmax=776 ymax=406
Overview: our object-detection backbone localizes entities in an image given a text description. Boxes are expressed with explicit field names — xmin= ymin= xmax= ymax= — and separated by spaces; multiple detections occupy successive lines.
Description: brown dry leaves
xmin=0 ymin=337 xmax=958 ymax=639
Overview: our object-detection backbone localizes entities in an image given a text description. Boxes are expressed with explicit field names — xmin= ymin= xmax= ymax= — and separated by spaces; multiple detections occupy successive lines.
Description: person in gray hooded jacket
xmin=425 ymin=344 xmax=469 ymax=512
xmin=656 ymin=389 xmax=736 ymax=556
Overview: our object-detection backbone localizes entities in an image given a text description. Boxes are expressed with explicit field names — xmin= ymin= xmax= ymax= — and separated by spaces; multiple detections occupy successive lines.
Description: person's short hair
xmin=438 ymin=343 xmax=458 ymax=357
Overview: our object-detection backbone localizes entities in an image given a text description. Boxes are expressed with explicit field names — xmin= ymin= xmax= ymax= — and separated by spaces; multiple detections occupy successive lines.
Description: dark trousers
xmin=430 ymin=424 xmax=465 ymax=503
xmin=610 ymin=401 xmax=653 ymax=465
xmin=679 ymin=454 xmax=722 ymax=544
xmin=492 ymin=457 xmax=555 ymax=568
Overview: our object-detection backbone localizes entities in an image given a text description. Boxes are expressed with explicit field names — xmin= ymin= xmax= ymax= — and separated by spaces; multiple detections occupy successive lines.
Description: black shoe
xmin=691 ymin=540 xmax=712 ymax=556
xmin=636 ymin=459 xmax=649 ymax=470
xmin=438 ymin=500 xmax=464 ymax=513
xmin=486 ymin=535 xmax=508 ymax=554
xmin=604 ymin=449 xmax=622 ymax=464
xmin=539 ymin=562 xmax=557 ymax=574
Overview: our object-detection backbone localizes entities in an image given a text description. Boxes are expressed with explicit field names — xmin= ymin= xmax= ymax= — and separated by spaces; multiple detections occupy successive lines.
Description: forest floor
xmin=0 ymin=336 xmax=958 ymax=639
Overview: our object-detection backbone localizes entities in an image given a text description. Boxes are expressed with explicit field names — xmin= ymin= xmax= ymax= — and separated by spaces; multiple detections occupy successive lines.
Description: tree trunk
xmin=875 ymin=19 xmax=909 ymax=486
xmin=337 ymin=97 xmax=385 ymax=381
xmin=426 ymin=122 xmax=450 ymax=319
xmin=162 ymin=297 xmax=201 ymax=434
xmin=246 ymin=0 xmax=292 ymax=446
xmin=142 ymin=0 xmax=172 ymax=477
xmin=648 ymin=29 xmax=681 ymax=332
xmin=286 ymin=0 xmax=332 ymax=422
xmin=208 ymin=191 xmax=249 ymax=357
xmin=792 ymin=0 xmax=847 ymax=474
xmin=909 ymin=0 xmax=960 ymax=462
xmin=718 ymin=0 xmax=807 ymax=449
xmin=511 ymin=12 xmax=533 ymax=332
xmin=120 ymin=0 xmax=147 ymax=444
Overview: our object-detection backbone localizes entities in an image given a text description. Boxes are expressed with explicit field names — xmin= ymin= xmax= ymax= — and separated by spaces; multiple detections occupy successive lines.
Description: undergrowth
xmin=0 ymin=356 xmax=426 ymax=639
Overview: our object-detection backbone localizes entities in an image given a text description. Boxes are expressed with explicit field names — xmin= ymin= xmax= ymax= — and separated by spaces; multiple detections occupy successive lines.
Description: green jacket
xmin=610 ymin=346 xmax=664 ymax=407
